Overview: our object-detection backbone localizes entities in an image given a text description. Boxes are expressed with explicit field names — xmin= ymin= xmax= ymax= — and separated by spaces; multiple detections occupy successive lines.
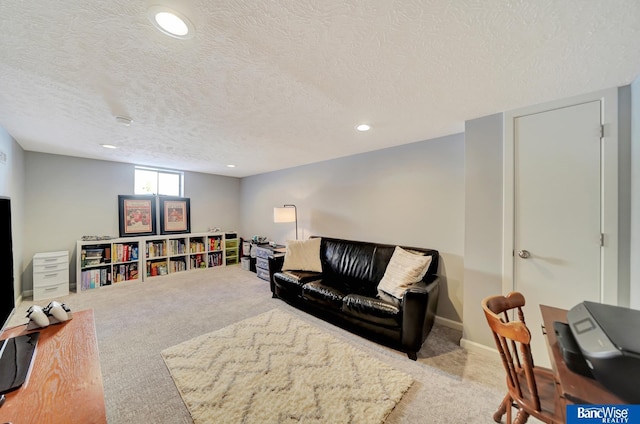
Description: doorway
xmin=503 ymin=88 xmax=619 ymax=366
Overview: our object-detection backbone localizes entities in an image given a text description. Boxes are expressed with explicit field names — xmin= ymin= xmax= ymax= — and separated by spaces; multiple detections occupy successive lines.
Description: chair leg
xmin=514 ymin=409 xmax=530 ymax=424
xmin=493 ymin=394 xmax=510 ymax=423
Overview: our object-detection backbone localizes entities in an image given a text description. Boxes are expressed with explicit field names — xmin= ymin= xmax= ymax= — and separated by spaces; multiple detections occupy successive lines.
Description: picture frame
xmin=118 ymin=195 xmax=157 ymax=237
xmin=159 ymin=196 xmax=191 ymax=235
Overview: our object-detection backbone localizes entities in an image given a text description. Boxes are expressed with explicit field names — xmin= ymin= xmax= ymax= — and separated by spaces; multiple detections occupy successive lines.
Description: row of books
xmin=209 ymin=237 xmax=222 ymax=251
xmin=209 ymin=252 xmax=223 ymax=267
xmin=80 ymin=268 xmax=111 ymax=290
xmin=114 ymin=243 xmax=138 ymax=263
xmin=114 ymin=263 xmax=138 ymax=282
xmin=147 ymin=241 xmax=166 ymax=258
xmin=168 ymin=239 xmax=186 ymax=255
xmin=80 ymin=263 xmax=139 ymax=290
xmin=189 ymin=240 xmax=206 ymax=253
xmin=170 ymin=259 xmax=187 ymax=273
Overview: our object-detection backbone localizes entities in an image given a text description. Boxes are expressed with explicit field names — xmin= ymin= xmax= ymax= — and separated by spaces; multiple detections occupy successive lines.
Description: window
xmin=135 ymin=167 xmax=183 ymax=196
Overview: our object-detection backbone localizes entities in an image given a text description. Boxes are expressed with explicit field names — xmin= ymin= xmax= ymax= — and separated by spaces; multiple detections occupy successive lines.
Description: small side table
xmin=255 ymin=244 xmax=286 ymax=281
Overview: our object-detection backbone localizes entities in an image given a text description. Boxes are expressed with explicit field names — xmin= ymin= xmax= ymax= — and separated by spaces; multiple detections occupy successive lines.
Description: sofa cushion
xmin=342 ymin=294 xmax=401 ymax=327
xmin=377 ymin=246 xmax=433 ymax=299
xmin=321 ymin=238 xmax=377 ymax=296
xmin=282 ymin=238 xmax=322 ymax=272
xmin=274 ymin=271 xmax=322 ymax=295
xmin=302 ymin=281 xmax=345 ymax=309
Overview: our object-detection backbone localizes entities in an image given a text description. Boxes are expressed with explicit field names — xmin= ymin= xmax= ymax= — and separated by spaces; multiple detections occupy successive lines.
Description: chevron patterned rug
xmin=161 ymin=309 xmax=413 ymax=424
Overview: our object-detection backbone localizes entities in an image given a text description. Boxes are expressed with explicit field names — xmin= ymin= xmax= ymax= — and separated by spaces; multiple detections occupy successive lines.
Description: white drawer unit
xmin=33 ymin=250 xmax=69 ymax=301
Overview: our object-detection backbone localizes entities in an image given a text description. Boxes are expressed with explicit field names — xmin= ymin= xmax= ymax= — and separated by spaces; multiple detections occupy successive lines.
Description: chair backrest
xmin=482 ymin=292 xmax=541 ymax=412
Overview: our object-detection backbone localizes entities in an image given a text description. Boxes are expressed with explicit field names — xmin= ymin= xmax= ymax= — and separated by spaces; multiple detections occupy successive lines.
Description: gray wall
xmin=460 ymin=86 xmax=635 ymax=350
xmin=240 ymin=134 xmax=465 ymax=324
xmin=0 ymin=126 xmax=25 ymax=304
xmin=618 ymin=85 xmax=632 ymax=305
xmin=462 ymin=113 xmax=503 ymax=348
xmin=632 ymin=77 xmax=640 ymax=309
xmin=22 ymin=152 xmax=241 ymax=292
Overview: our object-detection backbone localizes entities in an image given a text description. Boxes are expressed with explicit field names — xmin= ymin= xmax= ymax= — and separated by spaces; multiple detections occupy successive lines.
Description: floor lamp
xmin=273 ymin=204 xmax=298 ymax=240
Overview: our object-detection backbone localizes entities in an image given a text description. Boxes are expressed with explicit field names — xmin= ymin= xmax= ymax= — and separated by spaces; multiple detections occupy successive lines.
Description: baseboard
xmin=21 ymin=290 xmax=32 ymax=301
xmin=434 ymin=315 xmax=463 ymax=331
xmin=16 ymin=293 xmax=24 ymax=306
xmin=460 ymin=337 xmax=497 ymax=356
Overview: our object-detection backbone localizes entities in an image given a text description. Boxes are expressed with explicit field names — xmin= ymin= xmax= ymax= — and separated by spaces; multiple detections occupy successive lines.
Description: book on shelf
xmin=114 ymin=243 xmax=139 ymax=262
xmin=209 ymin=237 xmax=222 ymax=251
xmin=147 ymin=260 xmax=168 ymax=277
xmin=208 ymin=251 xmax=222 ymax=267
xmin=81 ymin=267 xmax=111 ymax=290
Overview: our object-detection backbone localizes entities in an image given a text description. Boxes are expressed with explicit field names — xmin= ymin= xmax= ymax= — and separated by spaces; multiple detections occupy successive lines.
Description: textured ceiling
xmin=0 ymin=0 xmax=638 ymax=177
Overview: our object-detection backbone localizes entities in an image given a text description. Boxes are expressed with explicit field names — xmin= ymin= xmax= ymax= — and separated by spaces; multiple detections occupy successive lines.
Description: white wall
xmin=240 ymin=134 xmax=465 ymax=323
xmin=22 ymin=152 xmax=241 ymax=292
xmin=0 ymin=126 xmax=25 ymax=304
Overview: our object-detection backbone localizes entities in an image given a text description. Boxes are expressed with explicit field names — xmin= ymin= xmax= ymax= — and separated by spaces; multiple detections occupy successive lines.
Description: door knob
xmin=518 ymin=250 xmax=531 ymax=259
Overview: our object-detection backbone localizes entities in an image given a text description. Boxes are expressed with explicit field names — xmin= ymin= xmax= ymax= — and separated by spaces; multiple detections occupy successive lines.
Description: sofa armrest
xmin=268 ymin=256 xmax=285 ymax=294
xmin=401 ymin=275 xmax=440 ymax=352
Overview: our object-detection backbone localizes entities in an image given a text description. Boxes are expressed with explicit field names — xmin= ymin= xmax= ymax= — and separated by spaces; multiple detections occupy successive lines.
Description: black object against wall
xmin=0 ymin=196 xmax=40 ymax=394
xmin=0 ymin=196 xmax=15 ymax=333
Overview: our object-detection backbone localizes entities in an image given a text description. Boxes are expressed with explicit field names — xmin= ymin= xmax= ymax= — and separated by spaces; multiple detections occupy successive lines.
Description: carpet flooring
xmin=11 ymin=265 xmax=515 ymax=423
xmin=162 ymin=309 xmax=413 ymax=424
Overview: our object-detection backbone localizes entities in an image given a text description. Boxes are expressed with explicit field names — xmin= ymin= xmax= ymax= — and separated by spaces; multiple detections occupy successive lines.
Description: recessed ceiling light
xmin=356 ymin=124 xmax=371 ymax=132
xmin=226 ymin=164 xmax=236 ymax=168
xmin=101 ymin=144 xmax=117 ymax=149
xmin=147 ymin=6 xmax=195 ymax=40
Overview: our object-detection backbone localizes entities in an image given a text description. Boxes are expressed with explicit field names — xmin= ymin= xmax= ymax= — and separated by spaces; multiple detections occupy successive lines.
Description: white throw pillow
xmin=377 ymin=246 xmax=432 ymax=299
xmin=282 ymin=238 xmax=322 ymax=272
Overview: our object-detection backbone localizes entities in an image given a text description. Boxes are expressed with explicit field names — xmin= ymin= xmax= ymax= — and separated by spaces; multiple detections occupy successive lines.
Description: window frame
xmin=134 ymin=166 xmax=184 ymax=197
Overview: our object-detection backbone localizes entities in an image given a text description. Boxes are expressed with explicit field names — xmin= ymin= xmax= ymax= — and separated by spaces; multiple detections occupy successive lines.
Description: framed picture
xmin=118 ymin=195 xmax=157 ymax=237
xmin=159 ymin=196 xmax=191 ymax=235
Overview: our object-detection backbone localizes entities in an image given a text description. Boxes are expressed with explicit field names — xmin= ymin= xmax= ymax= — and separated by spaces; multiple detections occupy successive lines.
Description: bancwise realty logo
xmin=567 ymin=405 xmax=640 ymax=423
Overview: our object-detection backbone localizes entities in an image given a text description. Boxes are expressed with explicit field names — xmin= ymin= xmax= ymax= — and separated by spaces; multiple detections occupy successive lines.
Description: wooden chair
xmin=481 ymin=292 xmax=564 ymax=424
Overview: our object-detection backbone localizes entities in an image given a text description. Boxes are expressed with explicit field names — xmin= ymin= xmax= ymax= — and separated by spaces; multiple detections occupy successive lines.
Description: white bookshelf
xmin=76 ymin=238 xmax=141 ymax=292
xmin=76 ymin=232 xmax=230 ymax=291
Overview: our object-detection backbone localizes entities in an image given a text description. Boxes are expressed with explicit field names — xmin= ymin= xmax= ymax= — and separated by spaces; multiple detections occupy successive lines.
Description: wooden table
xmin=0 ymin=309 xmax=106 ymax=423
xmin=540 ymin=304 xmax=624 ymax=405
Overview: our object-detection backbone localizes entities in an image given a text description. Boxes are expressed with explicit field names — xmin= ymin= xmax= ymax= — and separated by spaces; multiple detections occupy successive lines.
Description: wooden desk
xmin=540 ymin=304 xmax=624 ymax=405
xmin=0 ymin=309 xmax=106 ymax=424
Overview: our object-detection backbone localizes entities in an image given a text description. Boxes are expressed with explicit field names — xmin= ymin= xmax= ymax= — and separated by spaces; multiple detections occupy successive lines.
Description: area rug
xmin=161 ymin=309 xmax=413 ymax=424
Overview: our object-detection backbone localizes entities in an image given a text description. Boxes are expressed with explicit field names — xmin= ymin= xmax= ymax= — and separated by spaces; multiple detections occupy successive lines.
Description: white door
xmin=513 ymin=100 xmax=602 ymax=365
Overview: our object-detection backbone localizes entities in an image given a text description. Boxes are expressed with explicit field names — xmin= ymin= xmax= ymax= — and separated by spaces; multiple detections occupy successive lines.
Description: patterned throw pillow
xmin=377 ymin=246 xmax=432 ymax=299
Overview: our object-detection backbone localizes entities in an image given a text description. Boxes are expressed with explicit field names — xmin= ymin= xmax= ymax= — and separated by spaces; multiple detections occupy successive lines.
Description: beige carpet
xmin=162 ymin=309 xmax=413 ymax=424
xmin=12 ymin=266 xmax=510 ymax=423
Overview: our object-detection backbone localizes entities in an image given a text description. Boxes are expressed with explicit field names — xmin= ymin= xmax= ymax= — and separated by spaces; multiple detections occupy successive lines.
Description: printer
xmin=565 ymin=301 xmax=640 ymax=404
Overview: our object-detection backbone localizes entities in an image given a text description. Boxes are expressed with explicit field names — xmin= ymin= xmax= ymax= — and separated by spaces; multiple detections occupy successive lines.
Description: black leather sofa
xmin=268 ymin=236 xmax=440 ymax=360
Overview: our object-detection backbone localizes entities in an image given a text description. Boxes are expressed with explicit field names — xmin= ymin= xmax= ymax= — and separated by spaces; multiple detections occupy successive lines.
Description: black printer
xmin=563 ymin=301 xmax=640 ymax=404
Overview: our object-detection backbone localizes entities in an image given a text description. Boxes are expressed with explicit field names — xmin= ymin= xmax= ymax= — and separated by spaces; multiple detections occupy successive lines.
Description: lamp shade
xmin=273 ymin=207 xmax=296 ymax=223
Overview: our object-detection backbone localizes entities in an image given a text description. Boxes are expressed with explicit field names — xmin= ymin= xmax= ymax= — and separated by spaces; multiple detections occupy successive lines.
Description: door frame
xmin=502 ymin=88 xmax=619 ymax=305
